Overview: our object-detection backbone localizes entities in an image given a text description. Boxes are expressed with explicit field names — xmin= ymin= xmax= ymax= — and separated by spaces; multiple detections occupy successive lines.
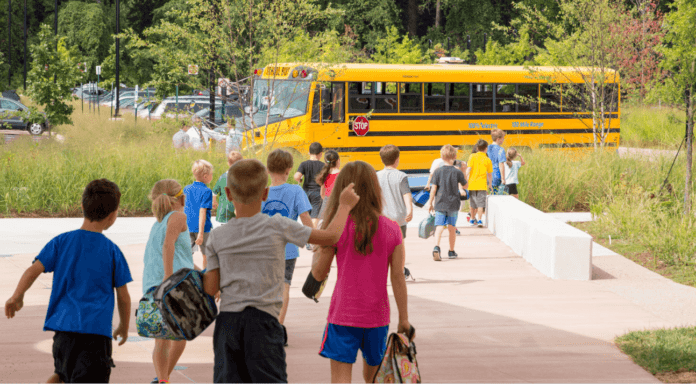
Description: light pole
xmin=114 ymin=0 xmax=120 ymax=117
xmin=7 ymin=0 xmax=11 ymax=88
xmin=23 ymin=0 xmax=26 ymax=91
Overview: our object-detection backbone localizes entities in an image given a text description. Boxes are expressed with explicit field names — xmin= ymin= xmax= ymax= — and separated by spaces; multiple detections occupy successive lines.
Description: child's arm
xmin=403 ymin=192 xmax=413 ymax=223
xmin=196 ymin=207 xmax=207 ymax=245
xmin=212 ymin=195 xmax=218 ymax=210
xmin=425 ymin=185 xmax=437 ymax=214
xmin=389 ymin=243 xmax=411 ymax=335
xmin=300 ymin=212 xmax=314 ymax=228
xmin=5 ymin=260 xmax=44 ymax=319
xmin=307 ymin=183 xmax=359 ymax=245
xmin=293 ymin=171 xmax=303 ymax=184
xmin=320 ymin=184 xmax=326 ymax=199
xmin=311 ymin=246 xmax=335 ymax=281
xmin=519 ymin=155 xmax=526 ymax=166
xmin=163 ymin=212 xmax=187 ymax=279
xmin=203 ymin=269 xmax=220 ymax=297
xmin=487 ymin=172 xmax=492 ymax=189
xmin=113 ymin=285 xmax=130 ymax=346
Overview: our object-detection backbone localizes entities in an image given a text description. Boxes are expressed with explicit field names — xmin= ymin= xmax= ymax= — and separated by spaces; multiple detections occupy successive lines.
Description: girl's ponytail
xmin=506 ymin=148 xmax=518 ymax=168
xmin=149 ymin=179 xmax=184 ymax=222
xmin=315 ymin=149 xmax=339 ymax=186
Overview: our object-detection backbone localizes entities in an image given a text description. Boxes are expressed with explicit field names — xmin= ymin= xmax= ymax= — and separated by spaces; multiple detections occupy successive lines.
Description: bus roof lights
xmin=437 ymin=57 xmax=465 ymax=64
xmin=292 ymin=70 xmax=298 ymax=78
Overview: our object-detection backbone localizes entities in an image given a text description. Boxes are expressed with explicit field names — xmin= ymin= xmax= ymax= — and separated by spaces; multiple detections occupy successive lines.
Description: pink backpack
xmin=373 ymin=327 xmax=421 ymax=383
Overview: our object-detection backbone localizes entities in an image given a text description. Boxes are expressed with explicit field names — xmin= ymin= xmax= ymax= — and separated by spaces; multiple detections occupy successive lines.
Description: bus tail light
xmin=300 ymin=70 xmax=307 ymax=78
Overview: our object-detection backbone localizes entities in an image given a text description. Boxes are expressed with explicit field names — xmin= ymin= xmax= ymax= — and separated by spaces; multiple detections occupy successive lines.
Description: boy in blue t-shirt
xmin=5 ymin=179 xmax=133 ymax=383
xmin=184 ymin=159 xmax=214 ymax=269
xmin=487 ymin=128 xmax=507 ymax=193
xmin=262 ymin=149 xmax=313 ymax=346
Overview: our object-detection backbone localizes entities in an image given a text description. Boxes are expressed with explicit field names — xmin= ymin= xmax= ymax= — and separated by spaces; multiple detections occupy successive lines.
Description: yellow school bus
xmin=242 ymin=63 xmax=620 ymax=187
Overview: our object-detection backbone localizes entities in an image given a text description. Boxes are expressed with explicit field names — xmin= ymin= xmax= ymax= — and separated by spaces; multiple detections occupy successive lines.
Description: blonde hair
xmin=227 ymin=159 xmax=268 ymax=204
xmin=440 ymin=144 xmax=457 ymax=161
xmin=192 ymin=159 xmax=213 ymax=180
xmin=227 ymin=151 xmax=243 ymax=166
xmin=506 ymin=148 xmax=518 ymax=168
xmin=491 ymin=128 xmax=506 ymax=141
xmin=149 ymin=179 xmax=184 ymax=222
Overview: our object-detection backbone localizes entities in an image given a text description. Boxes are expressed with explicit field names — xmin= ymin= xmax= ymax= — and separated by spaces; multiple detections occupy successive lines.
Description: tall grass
xmin=621 ymin=105 xmax=685 ymax=149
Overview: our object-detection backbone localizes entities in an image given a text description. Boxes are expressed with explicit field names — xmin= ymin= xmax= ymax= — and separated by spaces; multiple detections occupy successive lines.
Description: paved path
xmin=3 ymin=208 xmax=696 ymax=382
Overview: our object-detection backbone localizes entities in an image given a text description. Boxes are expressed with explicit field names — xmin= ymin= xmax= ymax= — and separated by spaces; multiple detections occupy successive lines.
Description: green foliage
xmin=657 ymin=0 xmax=696 ymax=109
xmin=616 ymin=327 xmax=696 ymax=374
xmin=58 ymin=1 xmax=113 ymax=78
xmin=258 ymin=30 xmax=359 ymax=66
xmin=314 ymin=0 xmax=401 ymax=51
xmin=370 ymin=27 xmax=426 ymax=64
xmin=474 ymin=26 xmax=537 ymax=65
xmin=25 ymin=25 xmax=83 ymax=127
xmin=621 ymin=105 xmax=685 ymax=148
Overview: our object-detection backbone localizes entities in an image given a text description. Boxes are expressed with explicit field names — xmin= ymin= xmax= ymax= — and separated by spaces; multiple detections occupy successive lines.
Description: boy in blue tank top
xmin=5 ymin=179 xmax=133 ymax=383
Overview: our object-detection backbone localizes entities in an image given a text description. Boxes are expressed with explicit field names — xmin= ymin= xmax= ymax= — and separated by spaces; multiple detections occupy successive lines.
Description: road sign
xmin=96 ymin=66 xmax=102 ymax=75
xmin=188 ymin=65 xmax=199 ymax=75
xmin=353 ymin=116 xmax=369 ymax=136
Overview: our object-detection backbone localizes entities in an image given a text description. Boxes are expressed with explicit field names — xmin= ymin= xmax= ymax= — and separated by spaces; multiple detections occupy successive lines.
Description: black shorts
xmin=213 ymin=308 xmax=286 ymax=383
xmin=506 ymin=183 xmax=518 ymax=195
xmin=53 ymin=331 xmax=113 ymax=383
xmin=306 ymin=190 xmax=323 ymax=219
xmin=284 ymin=258 xmax=297 ymax=285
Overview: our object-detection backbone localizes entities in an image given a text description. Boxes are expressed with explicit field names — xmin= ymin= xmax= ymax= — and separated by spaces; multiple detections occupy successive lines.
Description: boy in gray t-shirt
xmin=376 ymin=145 xmax=414 ymax=279
xmin=203 ymin=159 xmax=359 ymax=383
xmin=425 ymin=144 xmax=467 ymax=261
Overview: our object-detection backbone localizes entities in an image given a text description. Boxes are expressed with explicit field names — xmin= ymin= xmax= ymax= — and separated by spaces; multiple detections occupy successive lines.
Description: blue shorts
xmin=318 ymin=324 xmax=389 ymax=366
xmin=434 ymin=211 xmax=458 ymax=227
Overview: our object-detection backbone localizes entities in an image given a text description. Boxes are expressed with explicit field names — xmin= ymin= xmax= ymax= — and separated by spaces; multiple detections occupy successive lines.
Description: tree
xmin=371 ymin=26 xmax=427 ymax=64
xmin=58 ymin=1 xmax=113 ymax=81
xmin=659 ymin=0 xmax=696 ymax=214
xmin=25 ymin=24 xmax=83 ymax=128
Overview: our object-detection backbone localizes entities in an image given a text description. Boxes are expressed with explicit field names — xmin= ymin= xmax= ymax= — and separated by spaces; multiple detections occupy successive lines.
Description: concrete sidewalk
xmin=2 ymin=213 xmax=696 ymax=382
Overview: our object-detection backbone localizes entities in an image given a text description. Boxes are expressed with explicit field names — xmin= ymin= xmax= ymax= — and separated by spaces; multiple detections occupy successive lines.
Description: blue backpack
xmin=412 ymin=190 xmax=430 ymax=208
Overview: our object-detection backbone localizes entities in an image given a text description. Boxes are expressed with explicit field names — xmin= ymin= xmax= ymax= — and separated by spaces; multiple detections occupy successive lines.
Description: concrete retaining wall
xmin=487 ymin=196 xmax=593 ymax=280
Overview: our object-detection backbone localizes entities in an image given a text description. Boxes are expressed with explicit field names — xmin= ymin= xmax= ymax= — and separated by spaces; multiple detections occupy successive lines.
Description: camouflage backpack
xmin=153 ymin=268 xmax=218 ymax=340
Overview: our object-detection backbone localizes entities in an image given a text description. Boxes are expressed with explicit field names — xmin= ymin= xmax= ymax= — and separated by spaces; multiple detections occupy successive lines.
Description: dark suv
xmin=0 ymin=97 xmax=47 ymax=135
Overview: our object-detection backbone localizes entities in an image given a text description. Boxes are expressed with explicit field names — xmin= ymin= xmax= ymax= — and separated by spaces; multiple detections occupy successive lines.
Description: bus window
xmin=517 ymin=84 xmax=539 ymax=112
xmin=322 ymin=82 xmax=346 ymax=122
xmin=349 ymin=82 xmax=372 ymax=113
xmin=374 ymin=82 xmax=397 ymax=112
xmin=496 ymin=84 xmax=516 ymax=113
xmin=400 ymin=83 xmax=422 ymax=113
xmin=562 ymin=84 xmax=585 ymax=112
xmin=425 ymin=83 xmax=446 ymax=112
xmin=603 ymin=84 xmax=619 ymax=112
xmin=540 ymin=84 xmax=561 ymax=112
xmin=448 ymin=83 xmax=470 ymax=112
xmin=472 ymin=84 xmax=493 ymax=113
xmin=311 ymin=86 xmax=320 ymax=122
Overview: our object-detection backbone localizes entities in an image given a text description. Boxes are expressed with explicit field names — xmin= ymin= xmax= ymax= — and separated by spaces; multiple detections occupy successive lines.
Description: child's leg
xmin=448 ymin=225 xmax=457 ymax=251
xmin=362 ymin=358 xmax=380 ymax=383
xmin=331 ymin=360 xmax=353 ymax=383
xmin=477 ymin=207 xmax=484 ymax=220
xmin=279 ymin=283 xmax=290 ymax=324
xmin=434 ymin=225 xmax=446 ymax=247
xmin=166 ymin=340 xmax=187 ymax=380
xmin=46 ymin=373 xmax=62 ymax=383
xmin=153 ymin=339 xmax=172 ymax=382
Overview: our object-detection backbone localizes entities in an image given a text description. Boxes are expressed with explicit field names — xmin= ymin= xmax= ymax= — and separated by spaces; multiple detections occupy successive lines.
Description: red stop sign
xmin=354 ymin=116 xmax=370 ymax=136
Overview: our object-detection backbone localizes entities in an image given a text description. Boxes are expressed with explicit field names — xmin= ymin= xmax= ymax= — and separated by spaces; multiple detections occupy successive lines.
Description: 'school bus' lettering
xmin=243 ymin=63 xmax=620 ymax=189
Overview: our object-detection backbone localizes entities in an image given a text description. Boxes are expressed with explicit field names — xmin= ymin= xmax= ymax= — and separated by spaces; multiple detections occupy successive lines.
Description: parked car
xmin=0 ymin=97 xmax=47 ymax=135
xmin=194 ymin=103 xmax=244 ymax=127
xmin=1 ymin=90 xmax=20 ymax=102
xmin=141 ymin=96 xmax=223 ymax=120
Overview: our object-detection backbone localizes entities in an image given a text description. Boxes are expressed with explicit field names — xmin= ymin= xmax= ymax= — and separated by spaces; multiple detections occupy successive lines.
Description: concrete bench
xmin=487 ymin=195 xmax=593 ymax=280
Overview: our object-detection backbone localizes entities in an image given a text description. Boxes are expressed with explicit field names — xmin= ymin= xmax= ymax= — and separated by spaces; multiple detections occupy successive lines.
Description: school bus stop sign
xmin=354 ymin=116 xmax=369 ymax=136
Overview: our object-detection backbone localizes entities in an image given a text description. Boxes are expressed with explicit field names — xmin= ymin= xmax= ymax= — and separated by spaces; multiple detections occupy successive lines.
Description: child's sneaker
xmin=469 ymin=219 xmax=476 ymax=226
xmin=455 ymin=229 xmax=461 ymax=235
xmin=477 ymin=220 xmax=483 ymax=227
xmin=305 ymin=244 xmax=312 ymax=251
xmin=432 ymin=246 xmax=441 ymax=261
xmin=404 ymin=267 xmax=415 ymax=281
xmin=448 ymin=250 xmax=458 ymax=259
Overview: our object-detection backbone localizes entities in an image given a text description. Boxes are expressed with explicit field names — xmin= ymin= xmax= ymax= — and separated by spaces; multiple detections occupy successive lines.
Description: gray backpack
xmin=153 ymin=268 xmax=218 ymax=340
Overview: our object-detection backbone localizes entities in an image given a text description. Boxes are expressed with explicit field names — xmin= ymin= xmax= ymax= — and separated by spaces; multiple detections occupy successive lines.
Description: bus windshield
xmin=249 ymin=80 xmax=311 ymax=126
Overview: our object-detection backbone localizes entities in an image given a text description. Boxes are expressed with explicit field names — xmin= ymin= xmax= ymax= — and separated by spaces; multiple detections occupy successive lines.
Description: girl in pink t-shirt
xmin=312 ymin=161 xmax=412 ymax=383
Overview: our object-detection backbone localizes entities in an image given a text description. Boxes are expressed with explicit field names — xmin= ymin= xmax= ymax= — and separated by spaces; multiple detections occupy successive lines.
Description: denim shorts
xmin=319 ymin=323 xmax=389 ymax=366
xmin=434 ymin=211 xmax=458 ymax=227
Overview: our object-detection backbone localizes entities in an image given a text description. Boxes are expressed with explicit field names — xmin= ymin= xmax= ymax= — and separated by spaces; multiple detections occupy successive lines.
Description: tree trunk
xmin=435 ymin=0 xmax=441 ymax=29
xmin=408 ymin=0 xmax=418 ymax=37
xmin=685 ymin=89 xmax=694 ymax=215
